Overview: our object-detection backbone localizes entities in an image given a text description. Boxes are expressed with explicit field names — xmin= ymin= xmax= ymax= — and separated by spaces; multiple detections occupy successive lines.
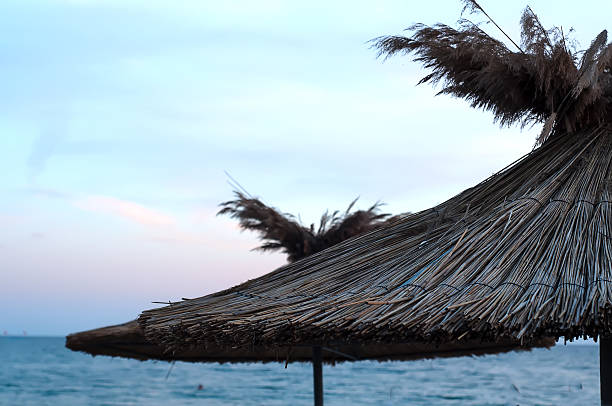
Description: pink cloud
xmin=191 ymin=207 xmax=220 ymax=223
xmin=151 ymin=231 xmax=207 ymax=245
xmin=75 ymin=195 xmax=175 ymax=226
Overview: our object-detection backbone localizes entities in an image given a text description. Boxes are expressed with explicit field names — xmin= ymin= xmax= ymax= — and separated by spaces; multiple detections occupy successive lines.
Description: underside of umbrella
xmin=66 ymin=319 xmax=555 ymax=363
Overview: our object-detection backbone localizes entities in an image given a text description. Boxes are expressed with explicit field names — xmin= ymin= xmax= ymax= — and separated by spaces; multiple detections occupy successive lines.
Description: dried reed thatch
xmin=218 ymin=192 xmax=392 ymax=262
xmin=68 ymin=196 xmax=556 ymax=362
xmin=136 ymin=6 xmax=612 ymax=355
xmin=140 ymin=126 xmax=612 ymax=353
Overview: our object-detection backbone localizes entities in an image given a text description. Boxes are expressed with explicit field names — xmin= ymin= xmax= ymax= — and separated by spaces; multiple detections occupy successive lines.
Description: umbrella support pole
xmin=312 ymin=346 xmax=323 ymax=406
xmin=602 ymin=336 xmax=612 ymax=405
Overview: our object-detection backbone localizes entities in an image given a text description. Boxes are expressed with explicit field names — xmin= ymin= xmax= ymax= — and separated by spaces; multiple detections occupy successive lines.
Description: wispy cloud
xmin=75 ymin=195 xmax=175 ymax=226
xmin=149 ymin=226 xmax=263 ymax=255
xmin=27 ymin=132 xmax=62 ymax=179
xmin=27 ymin=119 xmax=113 ymax=182
xmin=150 ymin=231 xmax=207 ymax=245
xmin=26 ymin=187 xmax=71 ymax=200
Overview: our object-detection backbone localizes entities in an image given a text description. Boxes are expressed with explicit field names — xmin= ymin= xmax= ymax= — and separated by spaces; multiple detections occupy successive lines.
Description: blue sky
xmin=1 ymin=0 xmax=610 ymax=335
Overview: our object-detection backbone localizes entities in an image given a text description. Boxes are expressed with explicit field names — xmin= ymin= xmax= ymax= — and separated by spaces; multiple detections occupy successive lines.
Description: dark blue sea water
xmin=0 ymin=338 xmax=600 ymax=405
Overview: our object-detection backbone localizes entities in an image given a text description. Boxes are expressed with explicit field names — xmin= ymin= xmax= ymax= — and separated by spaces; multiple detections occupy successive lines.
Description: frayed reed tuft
xmin=372 ymin=6 xmax=612 ymax=140
xmin=218 ymin=191 xmax=392 ymax=262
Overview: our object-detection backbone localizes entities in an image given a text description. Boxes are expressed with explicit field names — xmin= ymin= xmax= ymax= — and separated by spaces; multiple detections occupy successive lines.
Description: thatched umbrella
xmin=66 ymin=197 xmax=555 ymax=403
xmin=68 ymin=3 xmax=612 ymax=404
xmin=134 ymin=5 xmax=612 ymax=404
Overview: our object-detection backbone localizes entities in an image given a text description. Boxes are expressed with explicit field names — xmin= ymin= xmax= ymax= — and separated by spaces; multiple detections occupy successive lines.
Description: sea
xmin=0 ymin=337 xmax=600 ymax=405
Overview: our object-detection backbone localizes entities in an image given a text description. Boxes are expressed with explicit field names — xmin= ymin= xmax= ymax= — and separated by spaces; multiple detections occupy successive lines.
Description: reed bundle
xmin=218 ymin=193 xmax=391 ymax=262
xmin=373 ymin=6 xmax=612 ymax=143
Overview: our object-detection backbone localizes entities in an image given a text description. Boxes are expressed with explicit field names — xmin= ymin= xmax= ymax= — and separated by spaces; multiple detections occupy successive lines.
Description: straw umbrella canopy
xmin=68 ymin=4 xmax=612 ymax=404
xmin=66 ymin=201 xmax=555 ymax=363
xmin=67 ymin=194 xmax=556 ymax=406
xmin=132 ymin=5 xmax=612 ymax=403
xmin=68 ymin=197 xmax=555 ymax=363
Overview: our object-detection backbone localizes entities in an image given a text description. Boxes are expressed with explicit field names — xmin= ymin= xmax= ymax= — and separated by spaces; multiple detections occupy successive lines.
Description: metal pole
xmin=602 ymin=336 xmax=612 ymax=405
xmin=312 ymin=346 xmax=323 ymax=406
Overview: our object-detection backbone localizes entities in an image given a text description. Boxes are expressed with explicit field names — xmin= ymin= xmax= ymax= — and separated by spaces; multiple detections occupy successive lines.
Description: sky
xmin=1 ymin=0 xmax=611 ymax=336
